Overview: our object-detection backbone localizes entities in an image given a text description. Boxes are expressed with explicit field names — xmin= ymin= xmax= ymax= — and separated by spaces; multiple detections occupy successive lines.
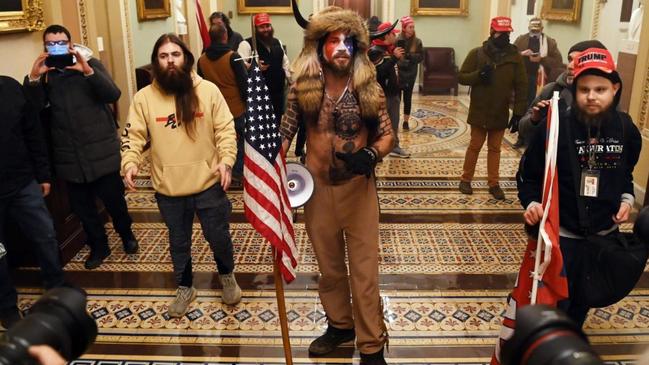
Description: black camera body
xmin=0 ymin=288 xmax=97 ymax=365
xmin=396 ymin=39 xmax=406 ymax=50
xmin=45 ymin=54 xmax=75 ymax=69
xmin=501 ymin=305 xmax=603 ymax=365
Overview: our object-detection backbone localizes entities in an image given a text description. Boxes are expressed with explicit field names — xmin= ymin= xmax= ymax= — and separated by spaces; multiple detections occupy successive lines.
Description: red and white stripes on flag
xmin=243 ymin=59 xmax=298 ymax=282
xmin=491 ymin=92 xmax=568 ymax=365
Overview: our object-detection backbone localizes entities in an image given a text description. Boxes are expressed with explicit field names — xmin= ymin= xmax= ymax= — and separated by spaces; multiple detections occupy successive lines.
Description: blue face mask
xmin=46 ymin=43 xmax=69 ymax=56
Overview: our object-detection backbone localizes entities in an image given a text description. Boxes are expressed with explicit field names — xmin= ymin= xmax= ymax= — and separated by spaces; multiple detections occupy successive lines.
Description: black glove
xmin=508 ymin=115 xmax=521 ymax=133
xmin=335 ymin=147 xmax=378 ymax=177
xmin=478 ymin=64 xmax=493 ymax=84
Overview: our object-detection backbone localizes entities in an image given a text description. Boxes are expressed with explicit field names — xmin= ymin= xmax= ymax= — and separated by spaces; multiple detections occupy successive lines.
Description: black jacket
xmin=0 ymin=76 xmax=50 ymax=197
xmin=374 ymin=46 xmax=400 ymax=97
xmin=518 ymin=106 xmax=642 ymax=235
xmin=24 ymin=58 xmax=121 ymax=183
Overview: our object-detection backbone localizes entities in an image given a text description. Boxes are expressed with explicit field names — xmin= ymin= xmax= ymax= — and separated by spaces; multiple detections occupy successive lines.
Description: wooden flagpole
xmin=250 ymin=14 xmax=293 ymax=365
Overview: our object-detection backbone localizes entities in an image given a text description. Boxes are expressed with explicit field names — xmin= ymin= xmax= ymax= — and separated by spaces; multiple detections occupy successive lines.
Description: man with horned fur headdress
xmin=280 ymin=2 xmax=395 ymax=364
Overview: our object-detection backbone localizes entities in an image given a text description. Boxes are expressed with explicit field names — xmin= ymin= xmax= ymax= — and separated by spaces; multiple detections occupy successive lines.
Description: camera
xmin=396 ymin=39 xmax=406 ymax=49
xmin=501 ymin=305 xmax=602 ymax=365
xmin=0 ymin=287 xmax=97 ymax=365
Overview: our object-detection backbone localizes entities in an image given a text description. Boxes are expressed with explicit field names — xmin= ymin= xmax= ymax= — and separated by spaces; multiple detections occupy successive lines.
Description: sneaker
xmin=168 ymin=286 xmax=197 ymax=318
xmin=459 ymin=181 xmax=473 ymax=195
xmin=309 ymin=325 xmax=355 ymax=356
xmin=219 ymin=272 xmax=242 ymax=305
xmin=0 ymin=306 xmax=22 ymax=329
xmin=402 ymin=121 xmax=410 ymax=130
xmin=360 ymin=347 xmax=388 ymax=365
xmin=489 ymin=185 xmax=506 ymax=200
xmin=389 ymin=147 xmax=411 ymax=158
xmin=121 ymin=232 xmax=139 ymax=254
xmin=84 ymin=247 xmax=111 ymax=270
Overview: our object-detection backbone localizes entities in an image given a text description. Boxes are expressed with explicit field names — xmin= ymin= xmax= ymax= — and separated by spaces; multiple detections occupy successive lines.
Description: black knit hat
xmin=568 ymin=40 xmax=606 ymax=55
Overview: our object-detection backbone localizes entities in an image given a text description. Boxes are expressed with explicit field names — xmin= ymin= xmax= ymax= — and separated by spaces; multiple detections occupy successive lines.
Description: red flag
xmin=491 ymin=92 xmax=568 ymax=365
xmin=194 ymin=0 xmax=210 ymax=49
xmin=243 ymin=59 xmax=298 ymax=282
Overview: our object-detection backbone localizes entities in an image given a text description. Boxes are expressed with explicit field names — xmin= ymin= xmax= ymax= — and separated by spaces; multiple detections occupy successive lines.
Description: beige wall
xmin=129 ymin=0 xmax=176 ymax=68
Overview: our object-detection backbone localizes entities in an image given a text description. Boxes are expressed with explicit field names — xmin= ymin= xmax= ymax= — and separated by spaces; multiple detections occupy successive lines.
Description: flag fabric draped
xmin=491 ymin=92 xmax=568 ymax=365
xmin=194 ymin=0 xmax=210 ymax=49
xmin=243 ymin=59 xmax=298 ymax=283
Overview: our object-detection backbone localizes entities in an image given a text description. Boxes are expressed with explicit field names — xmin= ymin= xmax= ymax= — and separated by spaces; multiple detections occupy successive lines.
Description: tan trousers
xmin=461 ymin=126 xmax=506 ymax=187
xmin=304 ymin=175 xmax=386 ymax=354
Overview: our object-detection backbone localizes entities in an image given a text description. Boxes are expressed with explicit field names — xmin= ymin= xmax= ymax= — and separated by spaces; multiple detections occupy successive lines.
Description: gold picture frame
xmin=0 ymin=0 xmax=44 ymax=33
xmin=411 ymin=0 xmax=469 ymax=16
xmin=137 ymin=0 xmax=171 ymax=21
xmin=541 ymin=0 xmax=582 ymax=22
xmin=237 ymin=0 xmax=294 ymax=15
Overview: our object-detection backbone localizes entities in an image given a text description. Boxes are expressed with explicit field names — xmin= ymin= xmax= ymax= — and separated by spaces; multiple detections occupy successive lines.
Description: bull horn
xmin=370 ymin=19 xmax=399 ymax=40
xmin=292 ymin=0 xmax=309 ymax=29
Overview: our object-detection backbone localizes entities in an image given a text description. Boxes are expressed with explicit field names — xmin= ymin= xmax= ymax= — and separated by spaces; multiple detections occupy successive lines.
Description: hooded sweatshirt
xmin=121 ymin=74 xmax=236 ymax=197
xmin=517 ymin=82 xmax=642 ymax=235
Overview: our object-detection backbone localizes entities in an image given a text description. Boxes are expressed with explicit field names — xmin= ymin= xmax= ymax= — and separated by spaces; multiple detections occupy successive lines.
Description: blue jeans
xmin=155 ymin=184 xmax=234 ymax=287
xmin=0 ymin=180 xmax=65 ymax=310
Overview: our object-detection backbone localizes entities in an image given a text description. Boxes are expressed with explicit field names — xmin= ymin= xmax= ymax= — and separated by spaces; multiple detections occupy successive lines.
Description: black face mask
xmin=492 ymin=33 xmax=510 ymax=48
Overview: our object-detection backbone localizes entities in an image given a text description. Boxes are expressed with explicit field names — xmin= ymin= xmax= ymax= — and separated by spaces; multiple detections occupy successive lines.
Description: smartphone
xmin=396 ymin=39 xmax=406 ymax=49
xmin=45 ymin=54 xmax=75 ymax=69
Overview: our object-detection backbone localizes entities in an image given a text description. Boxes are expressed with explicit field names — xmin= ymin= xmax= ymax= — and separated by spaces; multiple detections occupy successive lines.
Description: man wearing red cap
xmin=237 ymin=13 xmax=291 ymax=123
xmin=518 ymin=48 xmax=642 ymax=327
xmin=370 ymin=21 xmax=410 ymax=158
xmin=458 ymin=16 xmax=527 ymax=200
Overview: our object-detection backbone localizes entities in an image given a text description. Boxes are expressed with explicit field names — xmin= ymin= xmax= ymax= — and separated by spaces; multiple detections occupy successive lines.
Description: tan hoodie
xmin=121 ymin=74 xmax=236 ymax=197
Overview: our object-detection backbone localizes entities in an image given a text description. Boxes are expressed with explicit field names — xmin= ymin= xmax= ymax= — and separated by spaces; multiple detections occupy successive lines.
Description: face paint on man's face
xmin=323 ymin=31 xmax=354 ymax=62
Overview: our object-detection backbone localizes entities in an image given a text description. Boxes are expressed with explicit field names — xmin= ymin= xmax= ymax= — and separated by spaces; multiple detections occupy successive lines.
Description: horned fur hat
xmin=291 ymin=3 xmax=382 ymax=119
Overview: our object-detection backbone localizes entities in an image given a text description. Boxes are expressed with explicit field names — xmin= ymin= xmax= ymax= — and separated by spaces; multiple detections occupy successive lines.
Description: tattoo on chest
xmin=333 ymin=92 xmax=362 ymax=142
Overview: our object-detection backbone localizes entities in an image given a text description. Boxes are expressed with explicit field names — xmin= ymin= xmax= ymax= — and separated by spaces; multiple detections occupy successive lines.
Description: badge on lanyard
xmin=580 ymin=169 xmax=600 ymax=197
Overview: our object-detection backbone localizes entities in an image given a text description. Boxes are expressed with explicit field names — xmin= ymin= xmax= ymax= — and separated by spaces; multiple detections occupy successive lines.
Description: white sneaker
xmin=219 ymin=273 xmax=242 ymax=305
xmin=389 ymin=147 xmax=411 ymax=158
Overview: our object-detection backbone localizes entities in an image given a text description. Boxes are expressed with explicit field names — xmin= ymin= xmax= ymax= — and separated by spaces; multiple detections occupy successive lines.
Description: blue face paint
xmin=46 ymin=41 xmax=69 ymax=56
xmin=344 ymin=37 xmax=355 ymax=56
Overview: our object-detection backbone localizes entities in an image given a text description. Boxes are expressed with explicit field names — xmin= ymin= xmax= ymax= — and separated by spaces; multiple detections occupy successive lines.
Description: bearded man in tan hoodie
xmin=121 ymin=34 xmax=240 ymax=317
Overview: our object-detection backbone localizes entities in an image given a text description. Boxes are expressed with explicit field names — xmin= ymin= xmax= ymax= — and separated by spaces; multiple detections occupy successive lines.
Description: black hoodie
xmin=517 ymin=94 xmax=642 ymax=235
xmin=0 ymin=76 xmax=51 ymax=198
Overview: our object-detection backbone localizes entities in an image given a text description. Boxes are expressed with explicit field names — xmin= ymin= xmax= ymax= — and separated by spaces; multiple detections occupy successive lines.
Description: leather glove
xmin=508 ymin=115 xmax=521 ymax=133
xmin=478 ymin=64 xmax=493 ymax=84
xmin=335 ymin=147 xmax=378 ymax=177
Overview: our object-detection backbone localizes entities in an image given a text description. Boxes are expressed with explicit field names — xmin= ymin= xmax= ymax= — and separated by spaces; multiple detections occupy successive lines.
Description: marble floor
xmin=10 ymin=93 xmax=649 ymax=364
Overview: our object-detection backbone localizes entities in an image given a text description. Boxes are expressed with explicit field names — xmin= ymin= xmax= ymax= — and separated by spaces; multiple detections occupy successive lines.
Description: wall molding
xmin=121 ymin=0 xmax=135 ymax=98
xmin=78 ymin=0 xmax=89 ymax=45
xmin=590 ymin=0 xmax=603 ymax=38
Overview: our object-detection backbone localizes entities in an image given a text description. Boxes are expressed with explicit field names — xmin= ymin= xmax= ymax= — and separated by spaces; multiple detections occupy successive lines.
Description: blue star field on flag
xmin=245 ymin=59 xmax=281 ymax=163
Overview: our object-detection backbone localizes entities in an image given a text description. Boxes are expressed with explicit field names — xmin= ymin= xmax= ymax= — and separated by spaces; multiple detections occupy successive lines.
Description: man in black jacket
xmin=25 ymin=25 xmax=138 ymax=270
xmin=517 ymin=48 xmax=642 ymax=326
xmin=0 ymin=75 xmax=65 ymax=329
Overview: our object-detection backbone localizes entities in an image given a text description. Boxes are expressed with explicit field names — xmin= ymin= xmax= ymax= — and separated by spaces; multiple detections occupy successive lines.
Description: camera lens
xmin=0 ymin=287 xmax=97 ymax=365
xmin=501 ymin=305 xmax=602 ymax=365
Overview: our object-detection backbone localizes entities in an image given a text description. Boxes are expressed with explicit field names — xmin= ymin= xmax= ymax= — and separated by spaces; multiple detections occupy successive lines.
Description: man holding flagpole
xmin=518 ymin=48 xmax=641 ymax=325
xmin=281 ymin=3 xmax=395 ymax=364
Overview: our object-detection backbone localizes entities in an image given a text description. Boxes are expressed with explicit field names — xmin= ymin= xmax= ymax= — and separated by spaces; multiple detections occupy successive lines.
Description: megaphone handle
xmin=292 ymin=208 xmax=298 ymax=223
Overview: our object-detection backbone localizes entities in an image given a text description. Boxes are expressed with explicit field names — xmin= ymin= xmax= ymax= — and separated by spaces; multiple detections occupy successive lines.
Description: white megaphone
xmin=286 ymin=162 xmax=314 ymax=208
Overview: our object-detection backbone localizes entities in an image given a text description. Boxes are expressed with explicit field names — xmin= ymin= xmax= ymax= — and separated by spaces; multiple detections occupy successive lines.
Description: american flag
xmin=243 ymin=59 xmax=298 ymax=283
xmin=491 ymin=91 xmax=568 ymax=365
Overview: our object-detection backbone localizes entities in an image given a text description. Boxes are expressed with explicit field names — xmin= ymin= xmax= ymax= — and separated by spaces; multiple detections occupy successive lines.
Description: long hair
xmin=151 ymin=33 xmax=199 ymax=140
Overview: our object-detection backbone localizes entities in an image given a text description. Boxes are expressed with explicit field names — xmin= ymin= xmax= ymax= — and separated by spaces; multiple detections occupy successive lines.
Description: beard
xmin=323 ymin=53 xmax=353 ymax=77
xmin=153 ymin=63 xmax=193 ymax=96
xmin=575 ymin=102 xmax=613 ymax=128
xmin=256 ymin=28 xmax=274 ymax=44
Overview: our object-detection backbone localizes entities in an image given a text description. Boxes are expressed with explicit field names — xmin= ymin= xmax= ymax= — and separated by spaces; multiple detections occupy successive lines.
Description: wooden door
xmin=329 ymin=0 xmax=371 ymax=19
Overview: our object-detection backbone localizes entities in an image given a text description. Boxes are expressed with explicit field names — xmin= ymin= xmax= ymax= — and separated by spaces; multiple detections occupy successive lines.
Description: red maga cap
xmin=254 ymin=13 xmax=271 ymax=26
xmin=573 ymin=48 xmax=616 ymax=79
xmin=490 ymin=16 xmax=513 ymax=32
xmin=377 ymin=21 xmax=399 ymax=34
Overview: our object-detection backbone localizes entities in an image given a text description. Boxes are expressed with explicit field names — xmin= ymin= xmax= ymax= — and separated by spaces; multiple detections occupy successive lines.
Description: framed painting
xmin=541 ymin=0 xmax=582 ymax=22
xmin=411 ymin=0 xmax=469 ymax=16
xmin=137 ymin=0 xmax=171 ymax=21
xmin=0 ymin=0 xmax=45 ymax=33
xmin=237 ymin=0 xmax=294 ymax=14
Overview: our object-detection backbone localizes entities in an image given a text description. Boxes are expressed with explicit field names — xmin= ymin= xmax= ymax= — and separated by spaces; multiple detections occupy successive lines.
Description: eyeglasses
xmin=45 ymin=40 xmax=69 ymax=47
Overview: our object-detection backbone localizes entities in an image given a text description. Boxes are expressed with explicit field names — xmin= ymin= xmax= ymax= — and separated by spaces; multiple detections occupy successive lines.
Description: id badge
xmin=580 ymin=169 xmax=600 ymax=198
